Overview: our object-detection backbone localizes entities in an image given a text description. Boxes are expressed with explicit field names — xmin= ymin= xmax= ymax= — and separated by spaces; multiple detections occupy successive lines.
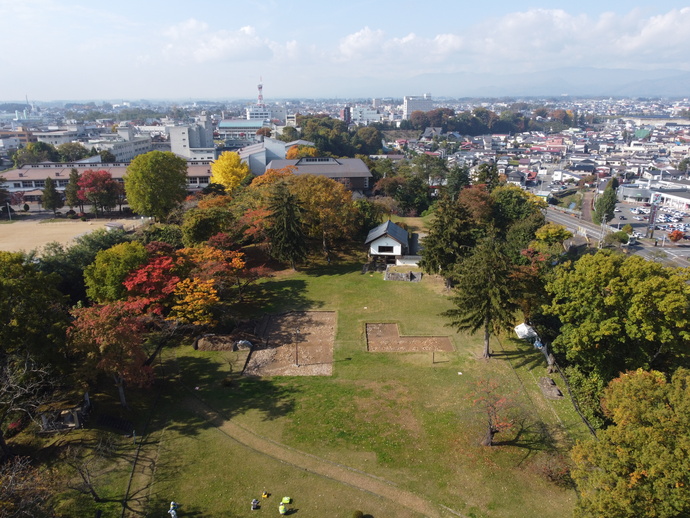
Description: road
xmin=546 ymin=207 xmax=690 ymax=267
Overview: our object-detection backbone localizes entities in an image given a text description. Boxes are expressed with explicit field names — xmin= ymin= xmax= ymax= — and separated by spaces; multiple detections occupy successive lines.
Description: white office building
xmin=403 ymin=94 xmax=434 ymax=119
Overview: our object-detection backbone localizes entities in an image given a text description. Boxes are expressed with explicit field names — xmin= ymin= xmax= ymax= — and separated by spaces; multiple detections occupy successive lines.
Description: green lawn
xmin=49 ymin=257 xmax=587 ymax=518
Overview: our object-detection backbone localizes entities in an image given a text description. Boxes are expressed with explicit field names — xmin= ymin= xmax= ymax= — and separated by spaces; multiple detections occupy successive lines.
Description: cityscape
xmin=1 ymin=2 xmax=690 ymax=518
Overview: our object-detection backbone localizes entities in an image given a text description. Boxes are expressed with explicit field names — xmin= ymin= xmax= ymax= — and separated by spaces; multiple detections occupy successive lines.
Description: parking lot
xmin=611 ymin=202 xmax=689 ymax=240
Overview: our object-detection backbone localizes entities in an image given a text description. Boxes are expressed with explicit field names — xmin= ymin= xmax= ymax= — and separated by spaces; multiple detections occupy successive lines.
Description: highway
xmin=545 ymin=207 xmax=690 ymax=267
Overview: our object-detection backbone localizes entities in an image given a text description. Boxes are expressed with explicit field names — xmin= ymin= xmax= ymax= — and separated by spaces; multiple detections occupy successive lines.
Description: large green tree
xmin=593 ymin=182 xmax=618 ymax=225
xmin=443 ymin=237 xmax=518 ymax=358
xmin=38 ymin=229 xmax=131 ymax=304
xmin=266 ymin=182 xmax=308 ymax=269
xmin=64 ymin=168 xmax=81 ymax=211
xmin=12 ymin=142 xmax=59 ymax=167
xmin=41 ymin=177 xmax=63 ymax=214
xmin=0 ymin=251 xmax=68 ymax=362
xmin=571 ymin=368 xmax=690 ymax=518
xmin=181 ymin=206 xmax=234 ymax=247
xmin=0 ymin=252 xmax=68 ymax=455
xmin=83 ymin=242 xmax=149 ymax=303
xmin=124 ymin=151 xmax=188 ymax=221
xmin=57 ymin=142 xmax=90 ymax=162
xmin=545 ymin=251 xmax=690 ymax=381
xmin=419 ymin=195 xmax=478 ymax=283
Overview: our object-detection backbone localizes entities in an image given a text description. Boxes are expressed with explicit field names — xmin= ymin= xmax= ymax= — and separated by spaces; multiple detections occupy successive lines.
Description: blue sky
xmin=1 ymin=0 xmax=689 ymax=101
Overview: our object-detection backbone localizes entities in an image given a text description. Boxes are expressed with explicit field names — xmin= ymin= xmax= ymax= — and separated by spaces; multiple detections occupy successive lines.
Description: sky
xmin=1 ymin=0 xmax=690 ymax=102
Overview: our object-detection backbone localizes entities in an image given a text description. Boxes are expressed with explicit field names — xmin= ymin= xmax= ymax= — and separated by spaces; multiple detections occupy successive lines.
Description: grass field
xmin=47 ymin=249 xmax=589 ymax=518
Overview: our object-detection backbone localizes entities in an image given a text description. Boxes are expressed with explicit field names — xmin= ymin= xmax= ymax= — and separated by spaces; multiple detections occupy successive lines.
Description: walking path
xmin=182 ymin=388 xmax=465 ymax=518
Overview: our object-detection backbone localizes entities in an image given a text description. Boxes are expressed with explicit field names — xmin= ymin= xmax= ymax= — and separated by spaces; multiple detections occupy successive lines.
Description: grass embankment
xmin=44 ymin=235 xmax=587 ymax=517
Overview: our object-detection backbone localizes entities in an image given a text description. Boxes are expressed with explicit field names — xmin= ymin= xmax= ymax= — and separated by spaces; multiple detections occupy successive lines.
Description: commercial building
xmin=403 ymin=94 xmax=434 ymax=119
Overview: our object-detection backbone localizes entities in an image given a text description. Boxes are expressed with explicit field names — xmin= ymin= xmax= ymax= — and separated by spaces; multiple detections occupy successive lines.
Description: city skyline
xmin=2 ymin=0 xmax=690 ymax=102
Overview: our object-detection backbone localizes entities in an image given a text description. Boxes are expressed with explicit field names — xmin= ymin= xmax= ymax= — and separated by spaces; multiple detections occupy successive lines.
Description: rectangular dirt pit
xmin=244 ymin=311 xmax=336 ymax=376
xmin=366 ymin=323 xmax=454 ymax=352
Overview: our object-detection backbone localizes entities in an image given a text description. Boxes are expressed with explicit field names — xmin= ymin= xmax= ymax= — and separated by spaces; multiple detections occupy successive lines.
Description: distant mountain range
xmin=349 ymin=67 xmax=690 ymax=99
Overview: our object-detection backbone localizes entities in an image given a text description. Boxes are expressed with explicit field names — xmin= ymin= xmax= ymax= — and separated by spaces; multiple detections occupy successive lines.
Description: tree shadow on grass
xmin=154 ymin=354 xmax=298 ymax=439
xmin=493 ymin=415 xmax=561 ymax=466
xmin=302 ymin=261 xmax=362 ymax=277
xmin=494 ymin=339 xmax=548 ymax=372
xmin=237 ymin=278 xmax=321 ymax=315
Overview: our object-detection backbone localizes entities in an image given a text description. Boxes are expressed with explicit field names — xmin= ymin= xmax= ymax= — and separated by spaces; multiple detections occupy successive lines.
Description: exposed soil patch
xmin=243 ymin=311 xmax=336 ymax=377
xmin=366 ymin=323 xmax=453 ymax=352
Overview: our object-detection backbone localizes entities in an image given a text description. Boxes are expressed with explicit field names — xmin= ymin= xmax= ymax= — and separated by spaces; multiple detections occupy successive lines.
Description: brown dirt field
xmin=0 ymin=214 xmax=142 ymax=253
xmin=243 ymin=311 xmax=336 ymax=376
xmin=366 ymin=323 xmax=454 ymax=352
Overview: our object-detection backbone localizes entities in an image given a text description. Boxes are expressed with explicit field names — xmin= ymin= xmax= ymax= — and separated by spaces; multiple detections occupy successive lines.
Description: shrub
xmin=529 ymin=453 xmax=574 ymax=488
xmin=353 ymin=512 xmax=364 ymax=518
xmin=23 ymin=203 xmax=30 ymax=212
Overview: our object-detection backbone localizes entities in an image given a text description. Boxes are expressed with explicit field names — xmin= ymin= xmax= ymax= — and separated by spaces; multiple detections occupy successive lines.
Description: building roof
xmin=265 ymin=157 xmax=372 ymax=178
xmin=0 ymin=162 xmax=213 ymax=182
xmin=218 ymin=120 xmax=267 ymax=129
xmin=365 ymin=220 xmax=409 ymax=246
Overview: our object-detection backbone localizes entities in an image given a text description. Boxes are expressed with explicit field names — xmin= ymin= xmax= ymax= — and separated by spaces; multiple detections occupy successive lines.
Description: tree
xmin=266 ymin=182 xmax=308 ymax=269
xmin=593 ymin=183 xmax=618 ymax=225
xmin=0 ymin=252 xmax=69 ymax=363
xmin=167 ymin=278 xmax=220 ymax=327
xmin=443 ymin=237 xmax=518 ymax=358
xmin=278 ymin=126 xmax=299 ymax=142
xmin=181 ymin=206 xmax=234 ymax=247
xmin=77 ymin=169 xmax=119 ymax=217
xmin=210 ymin=151 xmax=250 ymax=194
xmin=256 ymin=127 xmax=272 ymax=138
xmin=41 ymin=176 xmax=63 ymax=214
xmin=84 ymin=241 xmax=149 ymax=303
xmin=99 ymin=149 xmax=117 ymax=163
xmin=286 ymin=145 xmax=318 ymax=160
xmin=668 ymin=229 xmax=684 ymax=243
xmin=419 ymin=196 xmax=478 ymax=283
xmin=124 ymin=151 xmax=188 ymax=221
xmin=474 ymin=163 xmax=501 ymax=191
xmin=571 ymin=369 xmax=690 ymax=518
xmin=0 ymin=455 xmax=54 ymax=516
xmin=545 ymin=251 xmax=690 ymax=382
xmin=64 ymin=168 xmax=81 ymax=211
xmin=57 ymin=142 xmax=90 ymax=162
xmin=471 ymin=378 xmax=513 ymax=447
xmin=491 ymin=184 xmax=546 ymax=236
xmin=534 ymin=222 xmax=573 ymax=247
xmin=12 ymin=142 xmax=59 ymax=167
xmin=37 ymin=228 xmax=131 ymax=304
xmin=0 ymin=355 xmax=57 ymax=457
xmin=68 ymin=302 xmax=153 ymax=408
xmin=289 ymin=175 xmax=355 ymax=260
xmin=445 ymin=164 xmax=470 ymax=199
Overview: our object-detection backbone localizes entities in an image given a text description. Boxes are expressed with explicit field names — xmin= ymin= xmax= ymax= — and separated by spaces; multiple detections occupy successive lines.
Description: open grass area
xmin=42 ymin=256 xmax=588 ymax=518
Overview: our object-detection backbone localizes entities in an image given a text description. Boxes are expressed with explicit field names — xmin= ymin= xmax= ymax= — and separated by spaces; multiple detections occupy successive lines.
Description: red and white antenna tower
xmin=257 ymin=77 xmax=264 ymax=108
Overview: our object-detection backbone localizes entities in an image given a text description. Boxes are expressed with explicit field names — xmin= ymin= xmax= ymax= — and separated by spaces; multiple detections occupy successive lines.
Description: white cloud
xmin=161 ymin=19 xmax=275 ymax=63
xmin=324 ymin=8 xmax=690 ymax=77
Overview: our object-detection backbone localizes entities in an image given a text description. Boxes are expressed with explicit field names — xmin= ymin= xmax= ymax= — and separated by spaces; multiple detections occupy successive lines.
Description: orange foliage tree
xmin=68 ymin=301 xmax=153 ymax=407
xmin=286 ymin=145 xmax=318 ymax=160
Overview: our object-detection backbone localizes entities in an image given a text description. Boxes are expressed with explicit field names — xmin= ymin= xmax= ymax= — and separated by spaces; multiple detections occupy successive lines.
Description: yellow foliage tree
xmin=286 ymin=145 xmax=318 ymax=160
xmin=210 ymin=152 xmax=250 ymax=194
xmin=167 ymin=278 xmax=220 ymax=326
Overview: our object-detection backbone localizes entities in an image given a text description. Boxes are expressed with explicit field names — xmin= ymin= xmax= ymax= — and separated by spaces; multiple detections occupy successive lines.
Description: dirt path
xmin=182 ymin=390 xmax=463 ymax=518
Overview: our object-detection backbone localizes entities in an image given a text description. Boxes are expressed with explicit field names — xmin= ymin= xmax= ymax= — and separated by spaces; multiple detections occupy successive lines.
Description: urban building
xmin=403 ymin=94 xmax=434 ymax=119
